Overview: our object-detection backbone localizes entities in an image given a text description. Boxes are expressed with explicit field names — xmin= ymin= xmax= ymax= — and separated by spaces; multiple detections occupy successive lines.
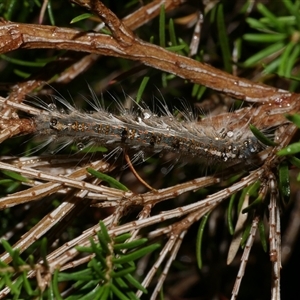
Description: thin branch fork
xmin=122 ymin=0 xmax=187 ymax=30
xmin=2 ymin=0 xmax=186 ymax=107
xmin=0 ymin=17 xmax=291 ymax=103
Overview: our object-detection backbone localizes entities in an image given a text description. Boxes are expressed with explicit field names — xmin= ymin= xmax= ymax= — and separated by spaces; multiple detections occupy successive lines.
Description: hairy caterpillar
xmin=25 ymin=91 xmax=264 ymax=168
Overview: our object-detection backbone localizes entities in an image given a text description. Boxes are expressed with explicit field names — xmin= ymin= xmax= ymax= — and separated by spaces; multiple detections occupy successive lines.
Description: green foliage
xmin=0 ymin=222 xmax=160 ymax=299
xmin=0 ymin=239 xmax=46 ymax=298
xmin=243 ymin=1 xmax=300 ymax=87
xmin=58 ymin=222 xmax=160 ymax=300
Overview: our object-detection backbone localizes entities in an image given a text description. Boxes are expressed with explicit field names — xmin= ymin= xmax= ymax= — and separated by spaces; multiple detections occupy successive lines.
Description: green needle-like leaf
xmin=240 ymin=222 xmax=251 ymax=248
xmin=159 ymin=4 xmax=166 ymax=48
xmin=277 ymin=142 xmax=300 ymax=156
xmin=1 ymin=240 xmax=25 ymax=265
xmin=99 ymin=285 xmax=110 ymax=300
xmin=87 ymin=168 xmax=129 ymax=191
xmin=89 ymin=258 xmax=106 ymax=280
xmin=136 ymin=76 xmax=150 ymax=103
xmin=97 ymin=237 xmax=110 ymax=256
xmin=124 ymin=273 xmax=147 ymax=293
xmin=242 ymin=197 xmax=262 ymax=214
xmin=114 ymin=276 xmax=129 ymax=289
xmin=58 ymin=268 xmax=93 ymax=281
xmin=70 ymin=13 xmax=94 ymax=24
xmin=1 ymin=170 xmax=30 ymax=182
xmin=111 ymin=267 xmax=136 ymax=278
xmin=278 ymin=42 xmax=295 ymax=77
xmin=168 ymin=18 xmax=177 ymax=47
xmin=250 ymin=124 xmax=277 ymax=146
xmin=258 ymin=217 xmax=267 ymax=252
xmin=100 ymin=221 xmax=112 ymax=244
xmin=257 ymin=3 xmax=283 ymax=32
xmin=166 ymin=44 xmax=187 ymax=52
xmin=227 ymin=193 xmax=237 ymax=235
xmin=0 ymin=277 xmax=6 ymax=290
xmin=285 ymin=114 xmax=300 ymax=128
xmin=278 ymin=161 xmax=290 ymax=205
xmin=4 ymin=274 xmax=17 ymax=295
xmin=243 ymin=42 xmax=285 ymax=67
xmin=47 ymin=0 xmax=55 ymax=26
xmin=246 ymin=17 xmax=270 ymax=30
xmin=284 ymin=43 xmax=300 ymax=77
xmin=0 ymin=54 xmax=52 ymax=67
xmin=243 ymin=33 xmax=286 ymax=43
xmin=40 ymin=238 xmax=49 ymax=268
xmin=288 ymin=156 xmax=300 ymax=168
xmin=114 ymin=234 xmax=132 ymax=243
xmin=111 ymin=283 xmax=131 ymax=300
xmin=283 ymin=0 xmax=300 ymax=31
xmin=217 ymin=4 xmax=232 ymax=73
xmin=53 ymin=269 xmax=63 ymax=300
xmin=113 ymin=244 xmax=160 ymax=264
xmin=114 ymin=238 xmax=148 ymax=250
xmin=11 ymin=275 xmax=22 ymax=299
xmin=196 ymin=213 xmax=210 ymax=269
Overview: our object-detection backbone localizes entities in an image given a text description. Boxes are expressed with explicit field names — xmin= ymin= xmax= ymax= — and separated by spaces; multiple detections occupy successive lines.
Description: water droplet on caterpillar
xmin=142 ymin=111 xmax=152 ymax=120
xmin=49 ymin=117 xmax=58 ymax=128
xmin=76 ymin=142 xmax=85 ymax=151
xmin=227 ymin=131 xmax=234 ymax=138
xmin=48 ymin=103 xmax=57 ymax=111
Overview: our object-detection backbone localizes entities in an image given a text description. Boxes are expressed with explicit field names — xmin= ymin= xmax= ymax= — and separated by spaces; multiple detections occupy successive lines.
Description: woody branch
xmin=0 ymin=0 xmax=293 ymax=103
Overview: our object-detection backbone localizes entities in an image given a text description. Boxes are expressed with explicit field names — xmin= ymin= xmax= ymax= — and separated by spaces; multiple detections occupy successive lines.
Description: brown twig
xmin=55 ymin=0 xmax=186 ymax=84
xmin=0 ymin=18 xmax=291 ymax=102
